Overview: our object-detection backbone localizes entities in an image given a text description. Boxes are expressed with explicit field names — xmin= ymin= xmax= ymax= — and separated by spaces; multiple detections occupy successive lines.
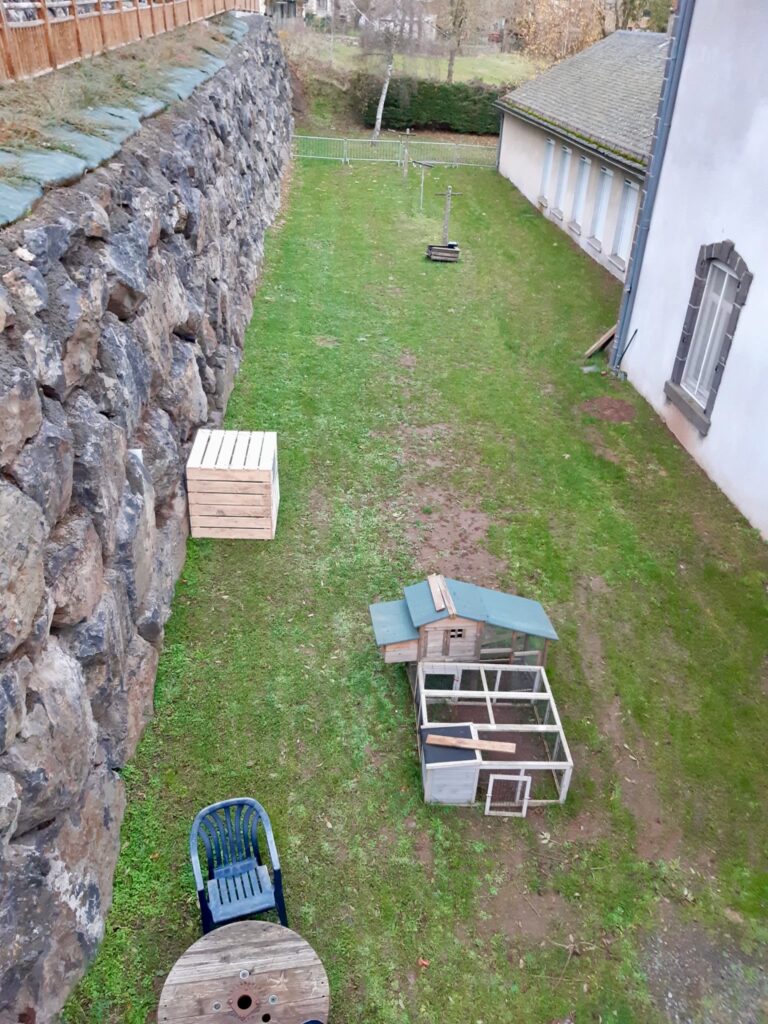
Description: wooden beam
xmin=424 ymin=734 xmax=517 ymax=755
xmin=585 ymin=323 xmax=617 ymax=359
xmin=427 ymin=573 xmax=445 ymax=611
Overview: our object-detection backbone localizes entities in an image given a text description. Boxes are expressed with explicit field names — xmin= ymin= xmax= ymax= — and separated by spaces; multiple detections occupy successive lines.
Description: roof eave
xmin=496 ymin=101 xmax=648 ymax=175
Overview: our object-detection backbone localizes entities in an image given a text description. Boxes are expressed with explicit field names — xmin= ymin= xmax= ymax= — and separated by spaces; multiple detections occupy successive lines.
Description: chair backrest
xmin=190 ymin=798 xmax=273 ymax=879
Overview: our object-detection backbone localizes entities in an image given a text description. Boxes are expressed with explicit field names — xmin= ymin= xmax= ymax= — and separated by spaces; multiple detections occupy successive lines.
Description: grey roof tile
xmin=498 ymin=30 xmax=669 ymax=167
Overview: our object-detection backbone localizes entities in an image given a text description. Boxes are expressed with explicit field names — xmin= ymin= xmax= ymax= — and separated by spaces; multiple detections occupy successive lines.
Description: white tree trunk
xmin=372 ymin=52 xmax=394 ymax=141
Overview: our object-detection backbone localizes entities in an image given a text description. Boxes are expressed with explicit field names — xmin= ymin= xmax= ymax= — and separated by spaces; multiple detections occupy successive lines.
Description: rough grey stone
xmin=0 ymin=764 xmax=124 ymax=1022
xmin=0 ymin=283 xmax=13 ymax=333
xmin=0 ymin=351 xmax=42 ymax=469
xmin=100 ymin=632 xmax=158 ymax=768
xmin=67 ymin=391 xmax=127 ymax=559
xmin=0 ymin=482 xmax=46 ymax=659
xmin=0 ymin=656 xmax=31 ymax=755
xmin=0 ymin=639 xmax=96 ymax=836
xmin=8 ymin=402 xmax=74 ymax=529
xmin=44 ymin=512 xmax=104 ymax=627
xmin=21 ymin=220 xmax=74 ymax=275
xmin=104 ymin=220 xmax=149 ymax=320
xmin=89 ymin=315 xmax=151 ymax=436
xmin=0 ymin=771 xmax=20 ymax=843
xmin=112 ymin=452 xmax=156 ymax=623
xmin=131 ymin=406 xmax=181 ymax=507
xmin=20 ymin=324 xmax=66 ymax=398
xmin=157 ymin=338 xmax=208 ymax=440
xmin=78 ymin=197 xmax=111 ymax=239
xmin=2 ymin=265 xmax=47 ymax=315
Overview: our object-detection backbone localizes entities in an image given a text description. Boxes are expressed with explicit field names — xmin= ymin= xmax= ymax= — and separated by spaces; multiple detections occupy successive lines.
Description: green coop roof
xmin=370 ymin=577 xmax=558 ymax=646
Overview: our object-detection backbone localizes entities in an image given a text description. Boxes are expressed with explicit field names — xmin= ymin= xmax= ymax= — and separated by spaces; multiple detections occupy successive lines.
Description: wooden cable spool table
xmin=158 ymin=921 xmax=330 ymax=1024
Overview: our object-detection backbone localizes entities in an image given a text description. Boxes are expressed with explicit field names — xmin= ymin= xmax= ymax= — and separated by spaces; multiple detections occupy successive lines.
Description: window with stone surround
xmin=665 ymin=241 xmax=752 ymax=435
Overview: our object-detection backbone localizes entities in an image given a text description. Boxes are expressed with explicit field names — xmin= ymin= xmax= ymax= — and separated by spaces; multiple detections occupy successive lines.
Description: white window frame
xmin=551 ymin=145 xmax=571 ymax=219
xmin=611 ymin=179 xmax=640 ymax=265
xmin=680 ymin=261 xmax=739 ymax=408
xmin=539 ymin=138 xmax=555 ymax=204
xmin=569 ymin=155 xmax=591 ymax=231
xmin=589 ymin=166 xmax=613 ymax=246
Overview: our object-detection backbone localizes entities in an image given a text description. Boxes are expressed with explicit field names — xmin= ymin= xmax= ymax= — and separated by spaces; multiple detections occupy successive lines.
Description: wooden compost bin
xmin=186 ymin=429 xmax=279 ymax=540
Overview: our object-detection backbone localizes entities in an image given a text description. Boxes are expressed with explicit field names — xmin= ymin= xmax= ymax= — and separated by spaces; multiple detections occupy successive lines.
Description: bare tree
xmin=444 ymin=0 xmax=468 ymax=83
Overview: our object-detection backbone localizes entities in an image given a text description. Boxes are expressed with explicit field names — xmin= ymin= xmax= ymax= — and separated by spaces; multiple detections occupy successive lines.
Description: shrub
xmin=350 ymin=73 xmax=503 ymax=135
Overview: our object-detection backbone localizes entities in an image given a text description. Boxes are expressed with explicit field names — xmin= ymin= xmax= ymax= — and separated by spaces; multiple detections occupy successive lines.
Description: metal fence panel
xmin=294 ymin=135 xmax=497 ymax=169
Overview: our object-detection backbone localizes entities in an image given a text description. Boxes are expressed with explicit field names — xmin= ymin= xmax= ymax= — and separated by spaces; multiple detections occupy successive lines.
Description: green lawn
xmin=65 ymin=161 xmax=768 ymax=1024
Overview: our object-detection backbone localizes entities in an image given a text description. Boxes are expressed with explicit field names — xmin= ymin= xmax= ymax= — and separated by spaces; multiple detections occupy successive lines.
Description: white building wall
xmin=620 ymin=0 xmax=768 ymax=538
xmin=498 ymin=112 xmax=644 ymax=280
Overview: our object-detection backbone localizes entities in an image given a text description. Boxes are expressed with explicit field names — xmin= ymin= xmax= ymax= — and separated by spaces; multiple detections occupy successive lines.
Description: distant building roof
xmin=497 ymin=30 xmax=669 ymax=169
xmin=369 ymin=577 xmax=558 ymax=646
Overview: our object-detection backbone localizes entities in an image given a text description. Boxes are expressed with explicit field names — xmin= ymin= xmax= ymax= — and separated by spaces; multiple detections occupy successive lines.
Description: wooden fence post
xmin=0 ymin=2 xmax=19 ymax=81
xmin=38 ymin=0 xmax=59 ymax=70
xmin=94 ymin=0 xmax=107 ymax=53
xmin=71 ymin=0 xmax=85 ymax=59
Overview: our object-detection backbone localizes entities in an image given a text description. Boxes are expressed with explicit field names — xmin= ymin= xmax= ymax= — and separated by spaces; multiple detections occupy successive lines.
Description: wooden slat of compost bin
xmin=188 ymin=503 xmax=272 ymax=517
xmin=187 ymin=480 xmax=272 ymax=496
xmin=244 ymin=430 xmax=265 ymax=470
xmin=190 ymin=526 xmax=275 ymax=540
xmin=187 ymin=428 xmax=211 ymax=469
xmin=201 ymin=429 xmax=225 ymax=468
xmin=190 ymin=512 xmax=273 ymax=528
xmin=188 ymin=492 xmax=271 ymax=507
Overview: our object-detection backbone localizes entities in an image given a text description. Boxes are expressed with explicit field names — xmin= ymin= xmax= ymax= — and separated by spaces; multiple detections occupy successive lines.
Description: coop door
xmin=484 ymin=773 xmax=532 ymax=817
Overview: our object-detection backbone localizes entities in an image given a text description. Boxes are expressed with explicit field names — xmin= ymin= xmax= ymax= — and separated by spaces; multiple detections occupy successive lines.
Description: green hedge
xmin=350 ymin=73 xmax=502 ymax=135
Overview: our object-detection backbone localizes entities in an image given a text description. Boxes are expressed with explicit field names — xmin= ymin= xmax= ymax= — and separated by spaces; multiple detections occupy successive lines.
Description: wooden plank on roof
xmin=427 ymin=573 xmax=446 ymax=612
xmin=439 ymin=577 xmax=457 ymax=617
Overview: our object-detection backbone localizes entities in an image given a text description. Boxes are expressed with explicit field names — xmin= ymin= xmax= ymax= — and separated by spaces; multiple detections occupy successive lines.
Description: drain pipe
xmin=610 ymin=0 xmax=697 ymax=372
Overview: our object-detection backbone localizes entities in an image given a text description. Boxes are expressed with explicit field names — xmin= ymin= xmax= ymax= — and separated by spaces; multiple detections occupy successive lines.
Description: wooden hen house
xmin=369 ymin=574 xmax=558 ymax=667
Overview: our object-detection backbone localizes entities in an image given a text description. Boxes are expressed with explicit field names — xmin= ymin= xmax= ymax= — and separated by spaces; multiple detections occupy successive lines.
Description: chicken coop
xmin=369 ymin=574 xmax=558 ymax=668
xmin=412 ymin=661 xmax=573 ymax=816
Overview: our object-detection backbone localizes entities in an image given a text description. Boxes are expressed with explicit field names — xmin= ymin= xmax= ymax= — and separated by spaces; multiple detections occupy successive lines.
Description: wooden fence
xmin=0 ymin=0 xmax=261 ymax=83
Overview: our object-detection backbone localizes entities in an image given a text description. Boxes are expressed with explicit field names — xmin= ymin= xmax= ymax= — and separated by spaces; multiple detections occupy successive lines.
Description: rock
xmin=55 ymin=272 xmax=103 ymax=393
xmin=23 ymin=593 xmax=55 ymax=661
xmin=0 ymin=351 xmax=42 ymax=469
xmin=67 ymin=391 xmax=126 ymax=559
xmin=157 ymin=339 xmax=208 ymax=440
xmin=0 ymin=482 xmax=46 ymax=659
xmin=112 ymin=452 xmax=156 ymax=622
xmin=44 ymin=512 xmax=104 ymax=627
xmin=100 ymin=632 xmax=158 ymax=768
xmin=0 ymin=764 xmax=125 ymax=1022
xmin=104 ymin=220 xmax=149 ymax=319
xmin=8 ymin=400 xmax=74 ymax=529
xmin=0 ymin=639 xmax=96 ymax=836
xmin=0 ymin=656 xmax=31 ymax=754
xmin=0 ymin=771 xmax=20 ymax=843
xmin=20 ymin=324 xmax=66 ymax=398
xmin=89 ymin=316 xmax=151 ymax=436
xmin=59 ymin=571 xmax=131 ymax=730
xmin=2 ymin=265 xmax=47 ymax=315
xmin=0 ymin=283 xmax=13 ymax=333
xmin=21 ymin=220 xmax=74 ymax=274
xmin=79 ymin=198 xmax=111 ymax=239
xmin=132 ymin=406 xmax=182 ymax=507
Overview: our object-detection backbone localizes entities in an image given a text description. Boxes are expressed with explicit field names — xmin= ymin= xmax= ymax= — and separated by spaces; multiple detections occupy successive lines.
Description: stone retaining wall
xmin=0 ymin=18 xmax=292 ymax=1020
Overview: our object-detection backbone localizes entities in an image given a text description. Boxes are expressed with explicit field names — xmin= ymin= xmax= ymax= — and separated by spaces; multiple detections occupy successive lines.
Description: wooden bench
xmin=186 ymin=429 xmax=279 ymax=540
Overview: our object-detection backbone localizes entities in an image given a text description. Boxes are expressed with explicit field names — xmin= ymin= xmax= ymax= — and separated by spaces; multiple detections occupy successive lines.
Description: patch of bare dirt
xmin=579 ymin=396 xmax=637 ymax=423
xmin=584 ymin=424 xmax=622 ymax=464
xmin=479 ymin=885 xmax=575 ymax=946
xmin=643 ymin=902 xmax=768 ymax=1024
xmin=314 ymin=335 xmax=339 ymax=348
xmin=573 ymin=580 xmax=683 ymax=862
xmin=405 ymin=484 xmax=506 ymax=585
xmin=403 ymin=817 xmax=433 ymax=874
xmin=398 ymin=350 xmax=417 ymax=369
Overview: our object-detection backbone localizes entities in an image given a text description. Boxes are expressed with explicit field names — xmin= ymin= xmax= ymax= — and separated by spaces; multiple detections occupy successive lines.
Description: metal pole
xmin=442 ymin=185 xmax=452 ymax=246
xmin=419 ymin=164 xmax=425 ymax=212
